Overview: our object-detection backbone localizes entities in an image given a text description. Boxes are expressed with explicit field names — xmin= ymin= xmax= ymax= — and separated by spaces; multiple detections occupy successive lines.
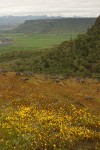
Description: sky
xmin=0 ymin=0 xmax=100 ymax=17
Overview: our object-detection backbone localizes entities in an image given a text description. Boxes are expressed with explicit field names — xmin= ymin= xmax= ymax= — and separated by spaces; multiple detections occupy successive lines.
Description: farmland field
xmin=0 ymin=33 xmax=77 ymax=53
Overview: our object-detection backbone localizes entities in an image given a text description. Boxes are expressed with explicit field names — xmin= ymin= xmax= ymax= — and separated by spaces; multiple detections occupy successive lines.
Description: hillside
xmin=13 ymin=18 xmax=96 ymax=34
xmin=34 ymin=15 xmax=99 ymax=78
xmin=0 ymin=16 xmax=100 ymax=150
xmin=0 ymin=72 xmax=100 ymax=150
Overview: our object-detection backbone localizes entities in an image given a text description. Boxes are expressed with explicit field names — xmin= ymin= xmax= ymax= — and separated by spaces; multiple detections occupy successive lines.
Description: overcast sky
xmin=0 ymin=0 xmax=100 ymax=17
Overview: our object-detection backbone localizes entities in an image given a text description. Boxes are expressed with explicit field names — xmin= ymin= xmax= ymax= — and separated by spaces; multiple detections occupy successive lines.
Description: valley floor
xmin=0 ymin=72 xmax=100 ymax=150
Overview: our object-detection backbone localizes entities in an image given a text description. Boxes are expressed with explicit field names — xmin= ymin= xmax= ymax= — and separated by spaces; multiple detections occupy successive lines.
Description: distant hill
xmin=13 ymin=18 xmax=96 ymax=34
xmin=0 ymin=15 xmax=62 ymax=30
xmin=0 ymin=16 xmax=99 ymax=79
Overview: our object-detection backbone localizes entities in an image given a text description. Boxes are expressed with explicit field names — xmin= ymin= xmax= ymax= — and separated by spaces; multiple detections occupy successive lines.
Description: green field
xmin=0 ymin=33 xmax=77 ymax=53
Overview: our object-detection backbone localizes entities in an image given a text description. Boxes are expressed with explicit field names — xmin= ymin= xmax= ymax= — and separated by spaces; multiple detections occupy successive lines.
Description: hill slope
xmin=35 ymin=15 xmax=100 ymax=78
xmin=0 ymin=73 xmax=100 ymax=150
xmin=13 ymin=18 xmax=96 ymax=34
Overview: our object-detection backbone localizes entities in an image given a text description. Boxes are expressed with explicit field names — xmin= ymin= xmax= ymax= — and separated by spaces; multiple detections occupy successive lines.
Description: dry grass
xmin=0 ymin=72 xmax=100 ymax=150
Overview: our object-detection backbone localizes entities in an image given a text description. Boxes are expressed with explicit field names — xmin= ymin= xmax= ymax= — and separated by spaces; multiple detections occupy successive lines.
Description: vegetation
xmin=0 ymin=16 xmax=99 ymax=79
xmin=0 ymin=16 xmax=100 ymax=150
xmin=0 ymin=73 xmax=100 ymax=150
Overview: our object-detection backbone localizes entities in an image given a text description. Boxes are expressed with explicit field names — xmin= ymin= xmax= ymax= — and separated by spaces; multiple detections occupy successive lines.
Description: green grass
xmin=0 ymin=33 xmax=77 ymax=53
xmin=13 ymin=34 xmax=73 ymax=47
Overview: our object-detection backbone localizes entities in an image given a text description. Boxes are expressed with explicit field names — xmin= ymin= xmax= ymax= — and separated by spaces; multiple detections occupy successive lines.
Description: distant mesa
xmin=13 ymin=18 xmax=96 ymax=34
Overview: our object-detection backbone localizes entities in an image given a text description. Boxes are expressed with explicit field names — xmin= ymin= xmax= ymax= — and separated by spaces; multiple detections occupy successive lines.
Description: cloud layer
xmin=0 ymin=0 xmax=100 ymax=16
